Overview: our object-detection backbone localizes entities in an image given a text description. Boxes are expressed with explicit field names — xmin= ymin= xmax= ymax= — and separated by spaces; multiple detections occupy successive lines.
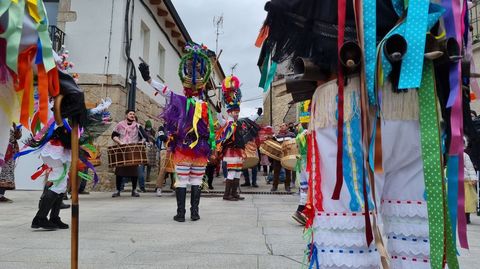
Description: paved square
xmin=0 ymin=188 xmax=478 ymax=268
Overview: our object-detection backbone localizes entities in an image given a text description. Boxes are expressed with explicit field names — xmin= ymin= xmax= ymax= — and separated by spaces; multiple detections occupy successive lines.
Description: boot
xmin=31 ymin=190 xmax=58 ymax=230
xmin=223 ymin=180 xmax=237 ymax=201
xmin=173 ymin=187 xmax=186 ymax=222
xmin=466 ymin=213 xmax=471 ymax=224
xmin=49 ymin=193 xmax=69 ymax=229
xmin=284 ymin=170 xmax=292 ymax=193
xmin=232 ymin=179 xmax=245 ymax=200
xmin=190 ymin=185 xmax=201 ymax=221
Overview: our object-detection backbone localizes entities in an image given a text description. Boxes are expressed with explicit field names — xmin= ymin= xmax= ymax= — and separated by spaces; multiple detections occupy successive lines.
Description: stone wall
xmin=78 ymin=74 xmax=163 ymax=191
xmin=262 ymin=79 xmax=297 ymax=130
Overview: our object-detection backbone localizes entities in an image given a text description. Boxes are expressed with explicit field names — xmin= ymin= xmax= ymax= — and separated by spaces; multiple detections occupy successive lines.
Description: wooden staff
xmin=54 ymin=95 xmax=79 ymax=269
xmin=70 ymin=120 xmax=79 ymax=269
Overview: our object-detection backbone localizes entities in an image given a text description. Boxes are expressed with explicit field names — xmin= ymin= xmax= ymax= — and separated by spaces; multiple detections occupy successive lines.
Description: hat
xmin=145 ymin=120 xmax=152 ymax=128
xmin=178 ymin=43 xmax=212 ymax=97
xmin=222 ymin=75 xmax=242 ymax=112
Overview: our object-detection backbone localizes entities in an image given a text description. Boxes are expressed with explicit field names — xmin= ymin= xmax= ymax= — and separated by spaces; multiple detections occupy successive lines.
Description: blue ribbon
xmin=35 ymin=38 xmax=43 ymax=65
xmin=14 ymin=122 xmax=56 ymax=159
xmin=398 ymin=0 xmax=430 ymax=89
xmin=308 ymin=244 xmax=319 ymax=269
xmin=381 ymin=3 xmax=445 ymax=85
xmin=363 ymin=0 xmax=376 ymax=104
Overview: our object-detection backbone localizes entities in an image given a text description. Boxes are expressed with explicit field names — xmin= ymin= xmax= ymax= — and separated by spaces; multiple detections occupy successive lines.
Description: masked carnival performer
xmin=138 ymin=44 xmax=216 ymax=222
xmin=292 ymin=100 xmax=311 ymax=225
xmin=257 ymin=1 xmax=473 ymax=268
xmin=216 ymin=75 xmax=261 ymax=201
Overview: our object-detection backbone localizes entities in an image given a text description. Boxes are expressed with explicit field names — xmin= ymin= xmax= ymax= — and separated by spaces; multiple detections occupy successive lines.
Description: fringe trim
xmin=380 ymin=82 xmax=419 ymax=121
xmin=309 ymin=77 xmax=360 ymax=129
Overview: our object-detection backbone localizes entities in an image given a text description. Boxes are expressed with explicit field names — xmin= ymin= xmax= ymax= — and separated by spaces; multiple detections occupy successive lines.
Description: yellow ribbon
xmin=26 ymin=0 xmax=41 ymax=23
xmin=187 ymin=102 xmax=203 ymax=149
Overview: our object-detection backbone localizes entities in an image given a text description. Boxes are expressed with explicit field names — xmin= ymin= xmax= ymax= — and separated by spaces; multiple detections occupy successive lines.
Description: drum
xmin=259 ymin=140 xmax=282 ymax=161
xmin=164 ymin=151 xmax=175 ymax=173
xmin=243 ymin=141 xmax=259 ymax=168
xmin=107 ymin=143 xmax=148 ymax=168
xmin=281 ymin=139 xmax=299 ymax=171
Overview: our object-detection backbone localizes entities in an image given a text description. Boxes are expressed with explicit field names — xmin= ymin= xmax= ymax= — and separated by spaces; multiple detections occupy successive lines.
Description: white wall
xmin=65 ymin=0 xmax=184 ymax=105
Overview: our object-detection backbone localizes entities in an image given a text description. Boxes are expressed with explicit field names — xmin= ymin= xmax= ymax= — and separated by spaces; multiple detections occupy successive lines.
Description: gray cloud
xmin=171 ymin=0 xmax=268 ymax=116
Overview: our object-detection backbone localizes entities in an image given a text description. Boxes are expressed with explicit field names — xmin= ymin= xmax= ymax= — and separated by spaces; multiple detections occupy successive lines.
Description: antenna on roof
xmin=230 ymin=63 xmax=238 ymax=75
xmin=213 ymin=14 xmax=224 ymax=55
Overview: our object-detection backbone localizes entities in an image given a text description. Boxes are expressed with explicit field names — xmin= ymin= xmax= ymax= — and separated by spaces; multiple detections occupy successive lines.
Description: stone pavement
xmin=0 ymin=179 xmax=479 ymax=268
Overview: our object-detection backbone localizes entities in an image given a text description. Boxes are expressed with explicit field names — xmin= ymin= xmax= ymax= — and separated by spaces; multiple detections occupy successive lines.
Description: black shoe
xmin=112 ymin=192 xmax=121 ymax=198
xmin=252 ymin=184 xmax=259 ymax=188
xmin=31 ymin=217 xmax=57 ymax=230
xmin=79 ymin=191 xmax=90 ymax=195
xmin=174 ymin=188 xmax=187 ymax=222
xmin=60 ymin=202 xmax=70 ymax=209
xmin=241 ymin=183 xmax=251 ymax=187
xmin=190 ymin=185 xmax=201 ymax=221
xmin=131 ymin=191 xmax=140 ymax=197
xmin=139 ymin=187 xmax=147 ymax=193
xmin=50 ymin=217 xmax=69 ymax=229
xmin=208 ymin=185 xmax=214 ymax=190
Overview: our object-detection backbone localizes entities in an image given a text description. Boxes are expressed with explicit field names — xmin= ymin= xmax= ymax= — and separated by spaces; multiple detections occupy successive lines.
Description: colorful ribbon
xmin=333 ymin=0 xmax=346 ymax=201
xmin=418 ymin=62 xmax=458 ymax=269
xmin=362 ymin=0 xmax=376 ymax=104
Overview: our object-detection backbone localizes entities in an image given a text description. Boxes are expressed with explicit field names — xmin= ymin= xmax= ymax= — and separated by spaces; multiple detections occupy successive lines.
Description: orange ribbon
xmin=255 ymin=25 xmax=270 ymax=48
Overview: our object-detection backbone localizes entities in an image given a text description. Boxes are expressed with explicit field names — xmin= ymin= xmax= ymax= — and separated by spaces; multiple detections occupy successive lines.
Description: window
xmin=158 ymin=43 xmax=166 ymax=80
xmin=470 ymin=1 xmax=480 ymax=44
xmin=140 ymin=21 xmax=150 ymax=62
xmin=44 ymin=0 xmax=59 ymax=26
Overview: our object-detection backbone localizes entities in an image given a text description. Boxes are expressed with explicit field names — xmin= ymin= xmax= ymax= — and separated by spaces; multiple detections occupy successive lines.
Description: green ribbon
xmin=48 ymin=163 xmax=68 ymax=187
xmin=0 ymin=0 xmax=25 ymax=73
xmin=207 ymin=105 xmax=216 ymax=150
xmin=78 ymin=171 xmax=93 ymax=181
xmin=186 ymin=97 xmax=195 ymax=115
xmin=418 ymin=62 xmax=458 ymax=269
xmin=35 ymin=1 xmax=55 ymax=71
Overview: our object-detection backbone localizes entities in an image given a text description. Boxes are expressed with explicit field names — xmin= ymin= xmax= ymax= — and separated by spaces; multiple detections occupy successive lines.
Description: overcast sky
xmin=171 ymin=0 xmax=268 ymax=117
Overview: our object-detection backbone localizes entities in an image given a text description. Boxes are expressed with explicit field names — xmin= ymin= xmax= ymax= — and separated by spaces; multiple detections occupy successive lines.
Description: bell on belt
xmin=424 ymin=33 xmax=444 ymax=60
xmin=384 ymin=34 xmax=407 ymax=92
xmin=384 ymin=34 xmax=407 ymax=63
xmin=339 ymin=41 xmax=362 ymax=74
xmin=434 ymin=37 xmax=462 ymax=65
xmin=293 ymin=58 xmax=328 ymax=81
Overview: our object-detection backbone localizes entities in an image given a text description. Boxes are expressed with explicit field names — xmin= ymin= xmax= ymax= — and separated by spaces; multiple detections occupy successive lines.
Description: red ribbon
xmin=313 ymin=132 xmax=323 ymax=212
xmin=31 ymin=164 xmax=52 ymax=180
xmin=332 ymin=0 xmax=346 ymax=200
xmin=304 ymin=132 xmax=316 ymax=228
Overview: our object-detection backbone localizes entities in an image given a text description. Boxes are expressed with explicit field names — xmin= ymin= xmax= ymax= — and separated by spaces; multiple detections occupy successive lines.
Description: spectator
xmin=0 ymin=123 xmax=21 ymax=203
xmin=242 ymin=167 xmax=258 ymax=187
xmin=271 ymin=123 xmax=295 ymax=192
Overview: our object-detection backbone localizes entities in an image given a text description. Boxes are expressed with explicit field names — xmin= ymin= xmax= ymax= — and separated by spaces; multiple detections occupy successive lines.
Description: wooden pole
xmin=70 ymin=121 xmax=79 ymax=269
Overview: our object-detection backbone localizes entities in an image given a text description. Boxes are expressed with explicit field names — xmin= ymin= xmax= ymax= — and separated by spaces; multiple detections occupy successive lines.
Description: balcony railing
xmin=48 ymin=25 xmax=65 ymax=52
xmin=470 ymin=1 xmax=480 ymax=44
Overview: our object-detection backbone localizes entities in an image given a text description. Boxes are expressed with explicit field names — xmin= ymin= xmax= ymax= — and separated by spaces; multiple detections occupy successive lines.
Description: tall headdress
xmin=178 ymin=43 xmax=212 ymax=97
xmin=222 ymin=75 xmax=242 ymax=113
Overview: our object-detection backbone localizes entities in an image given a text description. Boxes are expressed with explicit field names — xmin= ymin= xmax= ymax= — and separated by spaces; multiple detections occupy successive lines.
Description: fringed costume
xmin=139 ymin=44 xmax=216 ymax=222
xmin=256 ymin=0 xmax=475 ymax=268
xmin=216 ymin=75 xmax=261 ymax=201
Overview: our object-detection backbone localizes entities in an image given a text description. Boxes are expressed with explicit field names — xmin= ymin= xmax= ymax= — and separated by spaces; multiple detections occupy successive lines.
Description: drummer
xmin=111 ymin=109 xmax=147 ymax=198
xmin=271 ymin=123 xmax=296 ymax=192
xmin=216 ymin=75 xmax=261 ymax=201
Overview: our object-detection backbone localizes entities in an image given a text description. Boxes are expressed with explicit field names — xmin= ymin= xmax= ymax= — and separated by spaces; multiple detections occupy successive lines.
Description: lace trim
xmin=314 ymin=211 xmax=373 ymax=230
xmin=314 ymin=229 xmax=371 ymax=248
xmin=315 ymin=247 xmax=380 ymax=268
xmin=40 ymin=143 xmax=72 ymax=163
xmin=381 ymin=199 xmax=428 ymax=218
xmin=387 ymin=235 xmax=430 ymax=257
xmin=383 ymin=217 xmax=429 ymax=238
